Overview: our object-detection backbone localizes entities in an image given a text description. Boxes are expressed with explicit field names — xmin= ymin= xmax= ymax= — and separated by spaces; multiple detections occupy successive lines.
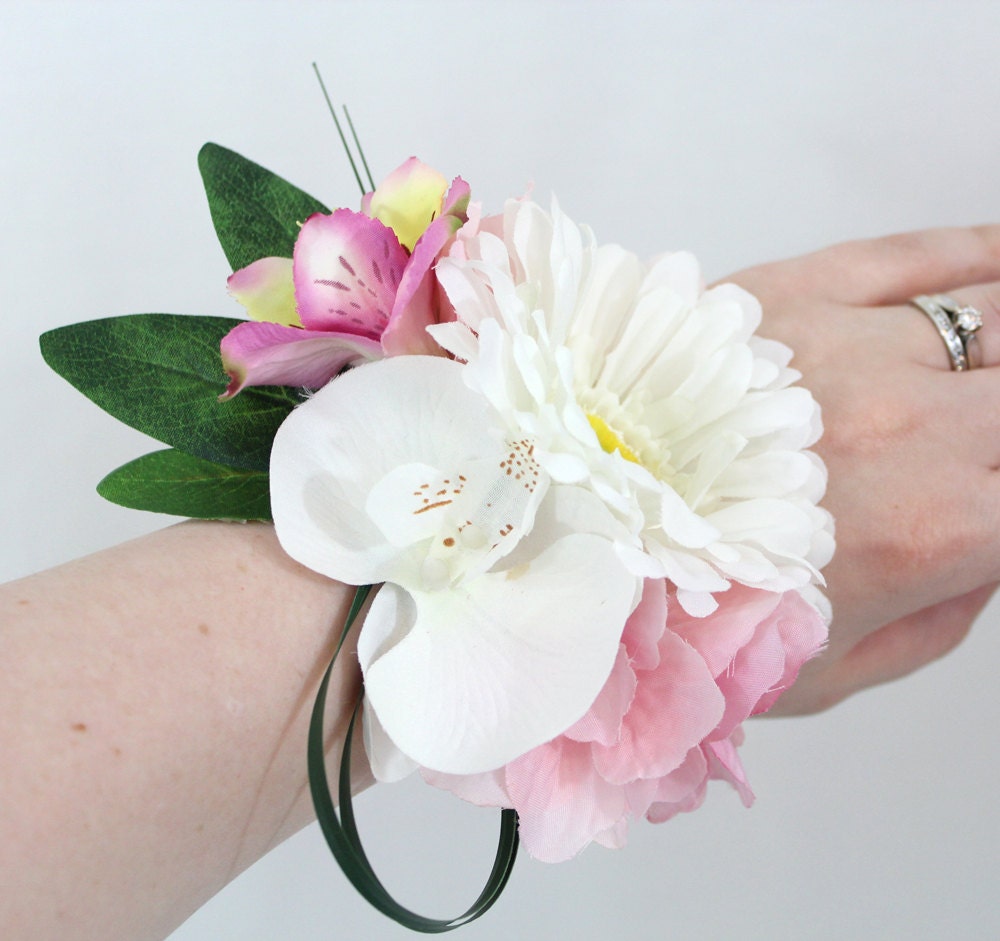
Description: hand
xmin=726 ymin=226 xmax=1000 ymax=713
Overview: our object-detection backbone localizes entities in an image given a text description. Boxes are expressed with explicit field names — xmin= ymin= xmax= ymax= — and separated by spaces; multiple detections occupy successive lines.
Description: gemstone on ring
xmin=952 ymin=305 xmax=983 ymax=336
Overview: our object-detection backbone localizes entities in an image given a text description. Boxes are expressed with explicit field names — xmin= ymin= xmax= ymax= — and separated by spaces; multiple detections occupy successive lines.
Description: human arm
xmin=0 ymin=520 xmax=371 ymax=941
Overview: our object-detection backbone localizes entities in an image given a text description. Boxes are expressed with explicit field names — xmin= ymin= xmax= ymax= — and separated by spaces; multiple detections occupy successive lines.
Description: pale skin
xmin=2 ymin=226 xmax=999 ymax=939
xmin=729 ymin=226 xmax=1000 ymax=712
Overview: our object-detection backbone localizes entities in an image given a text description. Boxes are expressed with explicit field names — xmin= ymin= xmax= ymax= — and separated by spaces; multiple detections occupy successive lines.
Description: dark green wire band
xmin=307 ymin=585 xmax=520 ymax=932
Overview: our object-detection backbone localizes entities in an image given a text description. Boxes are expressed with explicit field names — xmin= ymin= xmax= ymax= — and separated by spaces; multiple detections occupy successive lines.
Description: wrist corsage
xmin=40 ymin=100 xmax=834 ymax=931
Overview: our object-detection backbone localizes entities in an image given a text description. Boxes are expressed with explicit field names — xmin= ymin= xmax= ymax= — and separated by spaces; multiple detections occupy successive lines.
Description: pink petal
xmin=645 ymin=749 xmax=710 ymax=824
xmin=293 ymin=209 xmax=408 ymax=336
xmin=649 ymin=747 xmax=710 ymax=807
xmin=592 ymin=629 xmax=723 ymax=785
xmin=620 ymin=577 xmax=668 ymax=671
xmin=751 ymin=591 xmax=827 ymax=716
xmin=380 ymin=213 xmax=463 ymax=357
xmin=563 ymin=644 xmax=636 ymax=747
xmin=219 ymin=320 xmax=381 ymax=398
xmin=441 ymin=175 xmax=471 ymax=217
xmin=593 ymin=816 xmax=630 ymax=851
xmin=711 ymin=616 xmax=788 ymax=738
xmin=227 ymin=256 xmax=299 ymax=326
xmin=669 ymin=583 xmax=782 ymax=677
xmin=505 ymin=737 xmax=627 ymax=863
xmin=705 ymin=735 xmax=754 ymax=807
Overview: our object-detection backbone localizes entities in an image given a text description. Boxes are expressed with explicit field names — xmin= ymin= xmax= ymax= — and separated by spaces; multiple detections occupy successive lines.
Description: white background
xmin=3 ymin=2 xmax=999 ymax=939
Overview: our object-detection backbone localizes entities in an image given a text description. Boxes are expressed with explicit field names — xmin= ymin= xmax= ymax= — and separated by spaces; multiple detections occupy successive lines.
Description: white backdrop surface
xmin=2 ymin=2 xmax=999 ymax=939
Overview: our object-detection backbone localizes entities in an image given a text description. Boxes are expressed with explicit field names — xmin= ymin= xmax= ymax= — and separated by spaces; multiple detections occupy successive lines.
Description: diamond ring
xmin=909 ymin=294 xmax=984 ymax=371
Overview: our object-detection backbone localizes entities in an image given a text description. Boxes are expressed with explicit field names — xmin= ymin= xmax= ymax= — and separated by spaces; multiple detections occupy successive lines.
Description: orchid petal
xmin=271 ymin=355 xmax=540 ymax=588
xmin=360 ymin=533 xmax=638 ymax=774
xmin=363 ymin=694 xmax=418 ymax=783
xmin=293 ymin=209 xmax=408 ymax=335
xmin=227 ymin=256 xmax=299 ymax=326
xmin=366 ymin=157 xmax=448 ymax=252
xmin=219 ymin=320 xmax=381 ymax=398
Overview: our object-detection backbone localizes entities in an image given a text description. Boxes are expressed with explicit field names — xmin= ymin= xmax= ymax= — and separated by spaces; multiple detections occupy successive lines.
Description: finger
xmin=834 ymin=582 xmax=996 ymax=696
xmin=896 ymin=281 xmax=1000 ymax=370
xmin=731 ymin=225 xmax=1000 ymax=308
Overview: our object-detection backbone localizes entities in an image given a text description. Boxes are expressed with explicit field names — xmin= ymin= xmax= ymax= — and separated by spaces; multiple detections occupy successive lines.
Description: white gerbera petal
xmin=362 ymin=533 xmax=638 ymax=774
xmin=644 ymin=250 xmax=703 ymax=304
xmin=660 ymin=485 xmax=720 ymax=549
xmin=570 ymin=245 xmax=643 ymax=371
xmin=676 ymin=587 xmax=720 ymax=617
xmin=440 ymin=196 xmax=832 ymax=616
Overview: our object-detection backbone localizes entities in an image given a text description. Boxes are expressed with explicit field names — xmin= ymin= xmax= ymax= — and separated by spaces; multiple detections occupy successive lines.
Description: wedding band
xmin=909 ymin=294 xmax=983 ymax=371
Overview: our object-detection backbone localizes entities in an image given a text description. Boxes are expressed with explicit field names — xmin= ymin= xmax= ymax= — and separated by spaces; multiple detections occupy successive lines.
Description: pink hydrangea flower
xmin=219 ymin=158 xmax=471 ymax=397
xmin=423 ymin=579 xmax=827 ymax=862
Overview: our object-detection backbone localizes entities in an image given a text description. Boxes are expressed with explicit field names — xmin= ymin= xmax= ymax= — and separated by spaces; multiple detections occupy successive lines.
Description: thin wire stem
xmin=311 ymin=62 xmax=366 ymax=196
xmin=344 ymin=105 xmax=376 ymax=192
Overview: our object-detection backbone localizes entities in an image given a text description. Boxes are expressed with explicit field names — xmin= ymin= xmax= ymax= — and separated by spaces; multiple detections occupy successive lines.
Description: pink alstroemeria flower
xmin=219 ymin=158 xmax=470 ymax=398
xmin=424 ymin=578 xmax=827 ymax=862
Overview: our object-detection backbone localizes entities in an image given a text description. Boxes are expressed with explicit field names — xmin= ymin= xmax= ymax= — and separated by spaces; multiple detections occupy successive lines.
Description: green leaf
xmin=97 ymin=449 xmax=271 ymax=520
xmin=40 ymin=314 xmax=303 ymax=471
xmin=198 ymin=142 xmax=330 ymax=271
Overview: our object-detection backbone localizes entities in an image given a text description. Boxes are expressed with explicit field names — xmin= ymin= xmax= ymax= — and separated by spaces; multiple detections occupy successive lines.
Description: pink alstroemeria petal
xmin=227 ymin=256 xmax=299 ymax=326
xmin=364 ymin=157 xmax=448 ymax=252
xmin=441 ymin=175 xmax=471 ymax=218
xmin=381 ymin=212 xmax=464 ymax=357
xmin=293 ymin=209 xmax=408 ymax=336
xmin=219 ymin=320 xmax=381 ymax=398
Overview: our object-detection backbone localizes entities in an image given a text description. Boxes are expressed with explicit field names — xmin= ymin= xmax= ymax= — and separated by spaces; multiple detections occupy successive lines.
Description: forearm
xmin=0 ymin=521 xmax=370 ymax=941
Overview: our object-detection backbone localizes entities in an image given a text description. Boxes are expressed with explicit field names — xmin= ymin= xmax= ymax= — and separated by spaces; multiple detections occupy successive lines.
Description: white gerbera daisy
xmin=433 ymin=199 xmax=834 ymax=616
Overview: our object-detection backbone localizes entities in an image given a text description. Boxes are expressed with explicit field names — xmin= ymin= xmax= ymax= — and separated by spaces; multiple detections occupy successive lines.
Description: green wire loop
xmin=307 ymin=585 xmax=520 ymax=932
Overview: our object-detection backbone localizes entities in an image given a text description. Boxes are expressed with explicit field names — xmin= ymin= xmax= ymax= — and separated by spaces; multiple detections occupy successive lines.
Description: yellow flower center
xmin=587 ymin=413 xmax=640 ymax=464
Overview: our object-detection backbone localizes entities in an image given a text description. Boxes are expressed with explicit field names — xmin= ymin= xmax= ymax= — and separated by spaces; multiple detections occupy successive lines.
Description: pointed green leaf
xmin=97 ymin=449 xmax=271 ymax=520
xmin=40 ymin=314 xmax=303 ymax=471
xmin=198 ymin=142 xmax=330 ymax=271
